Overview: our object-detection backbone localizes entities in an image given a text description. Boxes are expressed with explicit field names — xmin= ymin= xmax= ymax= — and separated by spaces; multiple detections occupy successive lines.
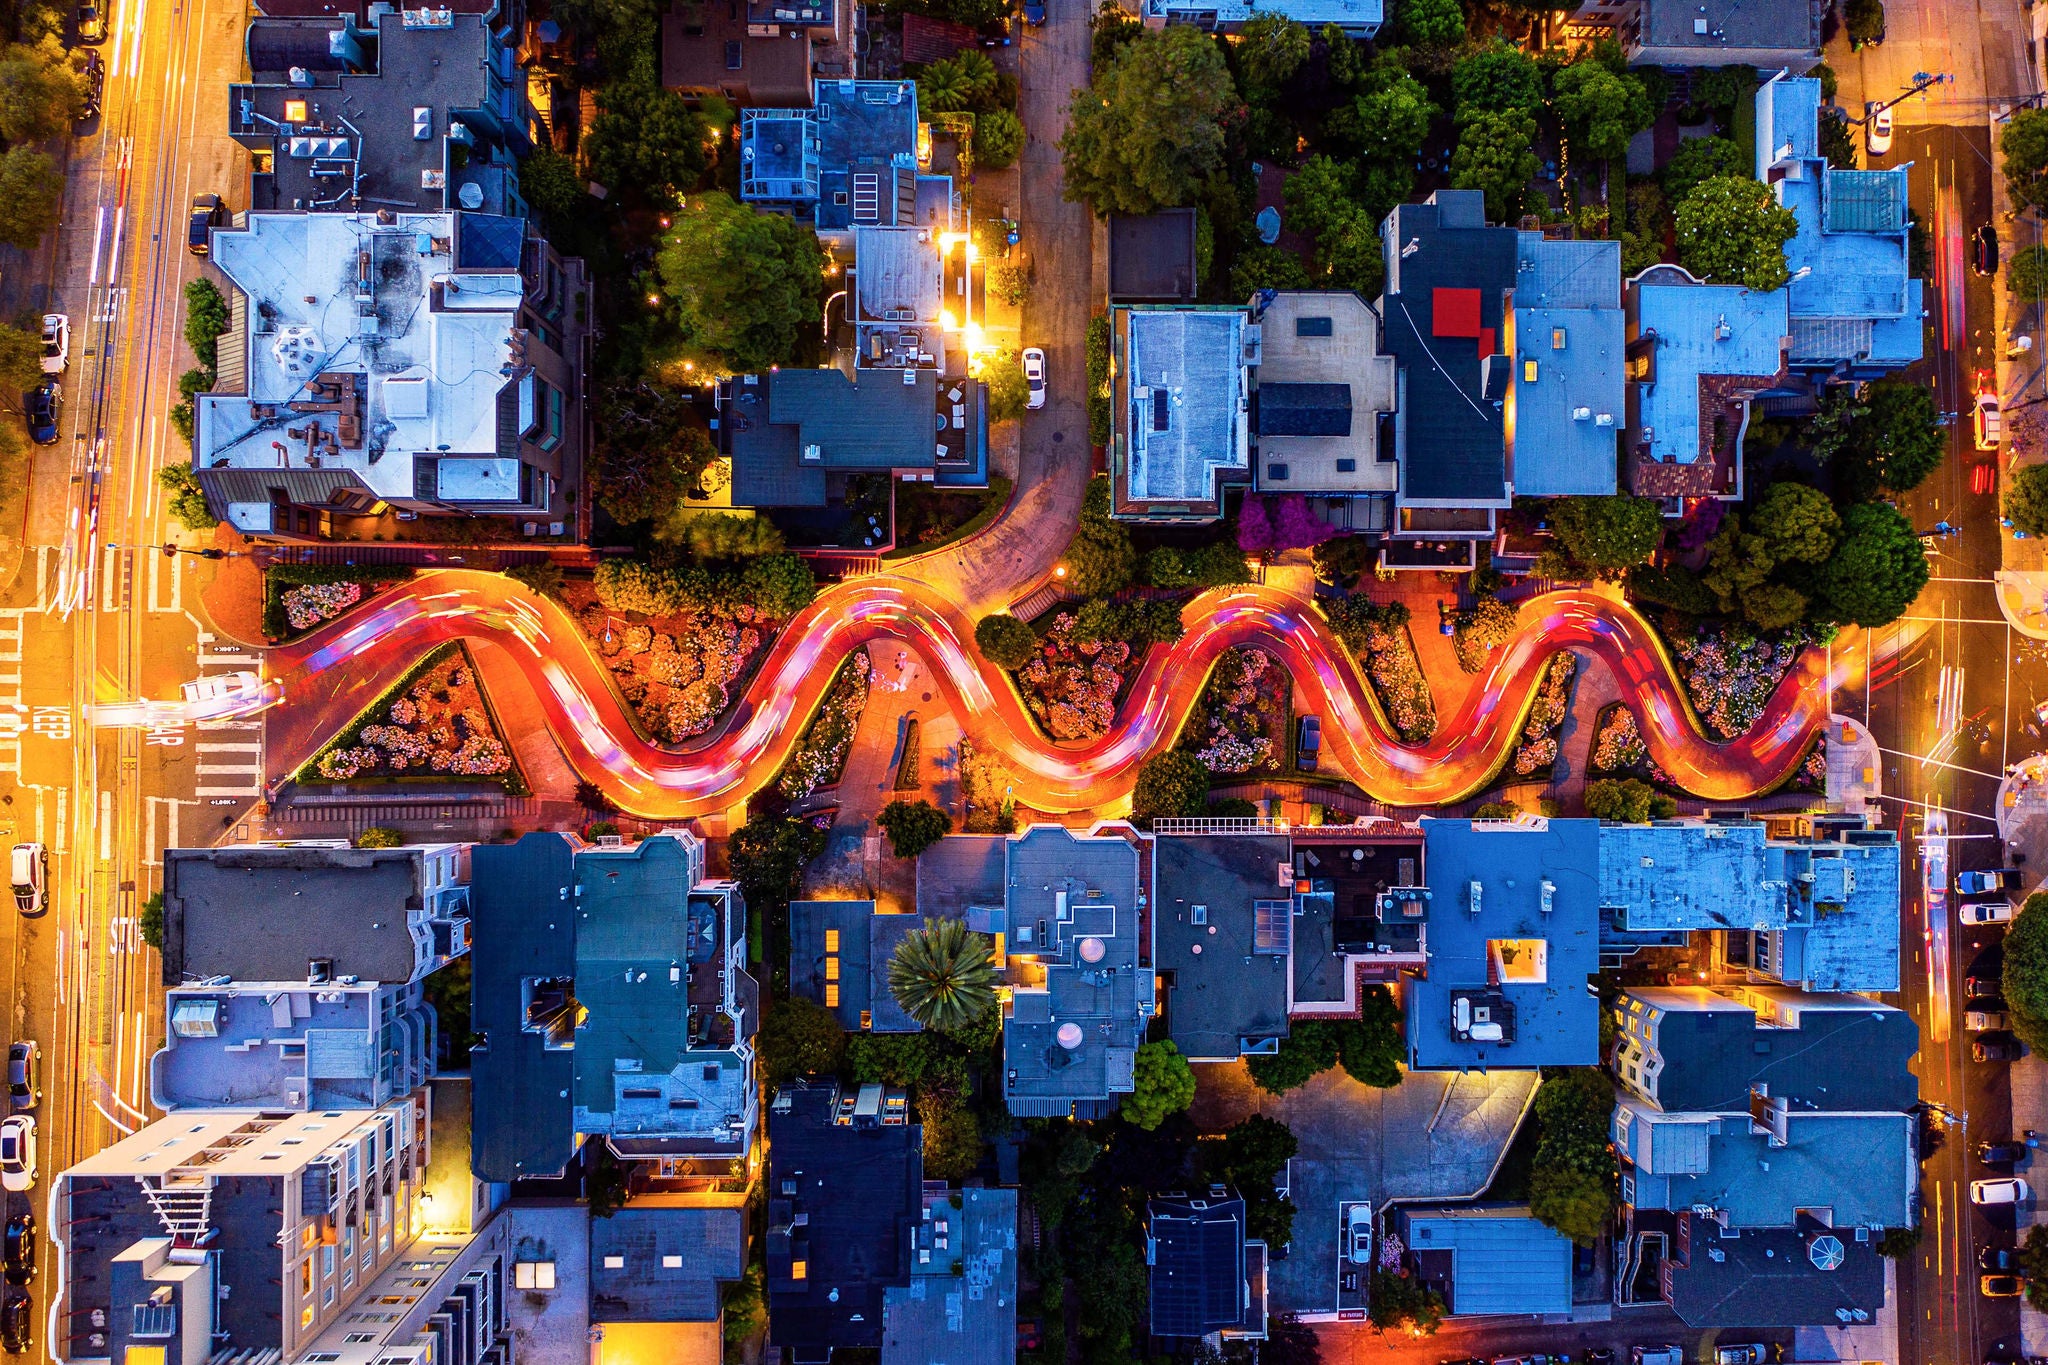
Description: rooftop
xmin=1509 ymin=234 xmax=1624 ymax=497
xmin=1153 ymin=834 xmax=1294 ymax=1061
xmin=1637 ymin=0 xmax=1821 ymax=58
xmin=1620 ymin=1108 xmax=1914 ymax=1229
xmin=661 ymin=0 xmax=816 ymax=107
xmin=1629 ymin=272 xmax=1787 ymax=482
xmin=1139 ymin=0 xmax=1382 ymax=28
xmin=1148 ymin=1190 xmax=1256 ymax=1338
xmin=880 ymin=1187 xmax=1019 ymax=1365
xmin=1108 ymin=210 xmax=1200 ymax=303
xmin=589 ymin=1203 xmax=747 ymax=1322
xmin=467 ymin=833 xmax=577 ymax=1181
xmin=724 ymin=367 xmax=959 ymax=507
xmin=1600 ymin=821 xmax=1783 ymax=932
xmin=151 ymin=982 xmax=432 ymax=1111
xmin=1664 ymin=1218 xmax=1887 ymax=1327
xmin=1249 ymin=291 xmax=1396 ymax=495
xmin=790 ymin=898 xmax=886 ymax=1031
xmin=1398 ymin=1205 xmax=1574 ymax=1317
xmin=1115 ymin=306 xmax=1252 ymax=513
xmin=740 ymin=80 xmax=921 ymax=231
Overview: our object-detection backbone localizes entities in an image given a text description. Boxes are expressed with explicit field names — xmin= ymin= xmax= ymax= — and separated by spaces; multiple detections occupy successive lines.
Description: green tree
xmin=1835 ymin=379 xmax=1945 ymax=498
xmin=0 ymin=147 xmax=62 ymax=252
xmin=1530 ymin=1068 xmax=1616 ymax=1245
xmin=1121 ymin=1039 xmax=1197 ymax=1129
xmin=729 ymin=810 xmax=826 ymax=913
xmin=1691 ymin=63 xmax=1756 ymax=112
xmin=740 ymin=554 xmax=817 ymax=618
xmin=184 ymin=278 xmax=230 ymax=373
xmin=1818 ymin=110 xmax=1859 ymax=170
xmin=589 ymin=383 xmax=718 ymax=526
xmin=2020 ymin=1226 xmax=2048 ymax=1310
xmin=1063 ymin=478 xmax=1136 ymax=596
xmin=876 ymin=797 xmax=953 ymax=859
xmin=138 ymin=891 xmax=164 ymax=950
xmin=1234 ymin=12 xmax=1310 ymax=94
xmin=1675 ymin=175 xmax=1799 ymax=291
xmin=975 ymin=613 xmax=1038 ymax=669
xmin=1619 ymin=179 xmax=1671 ymax=275
xmin=1876 ymin=1224 xmax=1922 ymax=1259
xmin=1399 ymin=0 xmax=1463 ymax=46
xmin=887 ymin=917 xmax=995 ymax=1029
xmin=1748 ymin=481 xmax=1841 ymax=565
xmin=917 ymin=50 xmax=999 ymax=112
xmin=2005 ymin=461 xmax=2048 ymax=537
xmin=983 ymin=347 xmax=1031 ymax=423
xmin=757 ymin=997 xmax=846 ymax=1082
xmin=155 ymin=463 xmax=216 ymax=531
xmin=1230 ymin=243 xmax=1314 ymax=296
xmin=1212 ymin=1113 xmax=1298 ymax=1187
xmin=974 ymin=108 xmax=1025 ymax=169
xmin=1368 ymin=1269 xmax=1446 ymax=1335
xmin=1347 ymin=64 xmax=1436 ymax=168
xmin=1451 ymin=110 xmax=1540 ymax=222
xmin=1584 ymin=777 xmax=1675 ymax=822
xmin=0 ymin=323 xmax=39 ymax=392
xmin=654 ymin=191 xmax=824 ymax=374
xmin=585 ymin=1141 xmax=631 ymax=1217
xmin=1283 ymin=156 xmax=1383 ymax=296
xmin=1060 ymin=25 xmax=1242 ymax=216
xmin=1247 ymin=1022 xmax=1339 ymax=1093
xmin=920 ymin=1093 xmax=983 ymax=1180
xmin=2004 ymin=107 xmax=2048 ymax=214
xmin=2003 ymin=893 xmax=2048 ymax=1051
xmin=672 ymin=511 xmax=784 ymax=559
xmin=583 ymin=79 xmax=707 ymax=202
xmin=1659 ymin=135 xmax=1748 ymax=202
xmin=1531 ymin=1168 xmax=1613 ymax=1245
xmin=2011 ymin=244 xmax=2048 ymax=300
xmin=0 ymin=40 xmax=79 ymax=143
xmin=1338 ymin=987 xmax=1405 ymax=1087
xmin=518 ymin=148 xmax=583 ymax=221
xmin=1553 ymin=60 xmax=1654 ymax=162
xmin=1131 ymin=750 xmax=1209 ymax=826
xmin=1549 ymin=495 xmax=1664 ymax=576
xmin=355 ymin=827 xmax=404 ymax=849
xmin=721 ymin=1264 xmax=767 ymax=1350
xmin=1814 ymin=501 xmax=1928 ymax=627
xmin=1451 ymin=41 xmax=1544 ymax=122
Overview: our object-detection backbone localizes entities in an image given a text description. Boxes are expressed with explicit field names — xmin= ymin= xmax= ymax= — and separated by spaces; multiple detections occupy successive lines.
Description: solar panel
xmin=1253 ymin=900 xmax=1291 ymax=955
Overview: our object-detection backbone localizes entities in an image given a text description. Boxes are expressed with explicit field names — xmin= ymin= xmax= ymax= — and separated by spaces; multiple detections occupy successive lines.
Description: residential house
xmin=1107 ymin=304 xmax=1255 ymax=522
xmin=1108 ymin=210 xmax=1201 ymax=304
xmin=192 ymin=210 xmax=587 ymax=542
xmin=468 ymin=832 xmax=758 ymax=1182
xmin=1565 ymin=0 xmax=1822 ymax=70
xmin=1152 ymin=831 xmax=1297 ymax=1061
xmin=1247 ymin=290 xmax=1399 ymax=533
xmin=49 ymin=1099 xmax=516 ymax=1365
xmin=880 ymin=1185 xmax=1019 ymax=1365
xmin=1610 ymin=985 xmax=1917 ymax=1326
xmin=1387 ymin=1205 xmax=1575 ymax=1317
xmin=151 ymin=841 xmax=472 ymax=1114
xmin=740 ymin=79 xmax=928 ymax=248
xmin=1146 ymin=1188 xmax=1267 ymax=1341
xmin=662 ymin=0 xmax=854 ymax=108
xmin=1138 ymin=0 xmax=1382 ymax=35
xmin=1403 ymin=817 xmax=1603 ymax=1071
xmin=767 ymin=1079 xmax=924 ymax=1362
xmin=588 ymin=1199 xmax=748 ymax=1350
xmin=1506 ymin=234 xmax=1626 ymax=496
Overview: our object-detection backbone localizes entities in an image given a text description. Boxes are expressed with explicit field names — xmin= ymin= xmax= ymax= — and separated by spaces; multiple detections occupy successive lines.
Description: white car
xmin=1973 ymin=1177 xmax=2030 ymax=1205
xmin=7 ymin=846 xmax=43 ymax=917
xmin=38 ymin=315 xmax=66 ymax=375
xmin=1867 ymin=105 xmax=1893 ymax=156
xmin=0 ymin=1118 xmax=34 ymax=1193
xmin=1021 ymin=347 xmax=1046 ymax=410
xmin=1960 ymin=899 xmax=2015 ymax=926
xmin=1976 ymin=388 xmax=2003 ymax=453
xmin=1966 ymin=1007 xmax=2011 ymax=1032
xmin=1345 ymin=1202 xmax=1372 ymax=1264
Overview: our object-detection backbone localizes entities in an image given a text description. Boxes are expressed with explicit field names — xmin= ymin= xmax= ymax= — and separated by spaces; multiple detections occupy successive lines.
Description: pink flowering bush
xmin=283 ymin=581 xmax=363 ymax=631
xmin=1669 ymin=622 xmax=1812 ymax=740
xmin=779 ymin=653 xmax=874 ymax=799
xmin=1329 ymin=599 xmax=1436 ymax=743
xmin=1588 ymin=705 xmax=1675 ymax=787
xmin=309 ymin=645 xmax=518 ymax=785
xmin=1189 ymin=648 xmax=1281 ymax=774
xmin=573 ymin=588 xmax=768 ymax=744
xmin=1510 ymin=654 xmax=1576 ymax=777
xmin=1018 ymin=613 xmax=1129 ymax=741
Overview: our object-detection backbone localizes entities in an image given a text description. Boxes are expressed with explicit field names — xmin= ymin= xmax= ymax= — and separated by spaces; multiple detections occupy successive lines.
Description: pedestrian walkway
xmin=1996 ymin=571 xmax=2048 ymax=640
xmin=1824 ymin=714 xmax=1882 ymax=816
xmin=192 ymin=635 xmax=267 ymax=798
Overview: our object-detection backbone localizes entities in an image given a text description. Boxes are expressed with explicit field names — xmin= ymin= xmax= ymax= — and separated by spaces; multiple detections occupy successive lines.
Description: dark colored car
xmin=1967 ymin=973 xmax=2002 ymax=998
xmin=1980 ymin=1140 xmax=2029 ymax=1166
xmin=1976 ymin=227 xmax=2003 ymax=277
xmin=1022 ymin=0 xmax=1044 ymax=22
xmin=1982 ymin=1245 xmax=2019 ymax=1272
xmin=1 ymin=1291 xmax=30 ymax=1354
xmin=26 ymin=382 xmax=59 ymax=445
xmin=75 ymin=0 xmax=105 ymax=42
xmin=1585 ymin=1352 xmax=1616 ymax=1365
xmin=1976 ymin=1035 xmax=2024 ymax=1063
xmin=7 ymin=1043 xmax=37 ymax=1111
xmin=77 ymin=49 xmax=101 ymax=121
xmin=188 ymin=192 xmax=225 ymax=255
xmin=3 ymin=1215 xmax=33 ymax=1287
xmin=1296 ymin=715 xmax=1320 ymax=772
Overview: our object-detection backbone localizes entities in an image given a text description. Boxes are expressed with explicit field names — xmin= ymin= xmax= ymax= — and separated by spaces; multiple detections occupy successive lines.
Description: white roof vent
xmin=270 ymin=324 xmax=326 ymax=378
xmin=413 ymin=107 xmax=432 ymax=140
xmin=1572 ymin=406 xmax=1592 ymax=421
xmin=1056 ymin=1022 xmax=1083 ymax=1050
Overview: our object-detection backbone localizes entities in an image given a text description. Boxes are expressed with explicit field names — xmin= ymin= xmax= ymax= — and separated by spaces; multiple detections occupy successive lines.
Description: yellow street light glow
xmin=939 ymin=308 xmax=959 ymax=330
xmin=963 ymin=322 xmax=986 ymax=353
xmin=965 ymin=243 xmax=980 ymax=262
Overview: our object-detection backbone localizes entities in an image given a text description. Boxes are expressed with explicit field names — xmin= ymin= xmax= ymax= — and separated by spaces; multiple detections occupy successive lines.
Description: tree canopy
xmin=1062 ymin=477 xmax=1137 ymax=596
xmin=2006 ymin=461 xmax=2048 ymax=537
xmin=757 ymin=998 xmax=846 ymax=1082
xmin=1346 ymin=61 xmax=1436 ymax=169
xmin=876 ymin=798 xmax=953 ymax=859
xmin=0 ymin=146 xmax=61 ymax=250
xmin=1131 ymin=751 xmax=1210 ymax=826
xmin=1584 ymin=778 xmax=1677 ymax=822
xmin=1660 ymin=135 xmax=1748 ymax=202
xmin=1282 ymin=156 xmax=1385 ymax=297
xmin=1398 ymin=0 xmax=1463 ymax=46
xmin=1553 ymin=61 xmax=1654 ymax=162
xmin=2004 ymin=108 xmax=2048 ymax=214
xmin=0 ymin=39 xmax=81 ymax=144
xmin=1834 ymin=379 xmax=1945 ymax=498
xmin=1548 ymin=495 xmax=1664 ymax=576
xmin=1529 ymin=1068 xmax=1617 ymax=1245
xmin=1232 ymin=12 xmax=1310 ymax=95
xmin=584 ymin=79 xmax=709 ymax=203
xmin=1812 ymin=501 xmax=1927 ymax=627
xmin=2012 ymin=244 xmax=2048 ymax=301
xmin=887 ymin=918 xmax=996 ymax=1029
xmin=1121 ymin=1040 xmax=1198 ymax=1129
xmin=1245 ymin=1011 xmax=1402 ymax=1093
xmin=0 ymin=322 xmax=40 ymax=392
xmin=1451 ymin=110 xmax=1540 ymax=222
xmin=2003 ymin=893 xmax=2048 ymax=1052
xmin=655 ymin=192 xmax=823 ymax=374
xmin=1699 ymin=483 xmax=1841 ymax=626
xmin=975 ymin=613 xmax=1039 ymax=669
xmin=729 ymin=810 xmax=826 ymax=914
xmin=974 ymin=108 xmax=1024 ymax=169
xmin=1450 ymin=41 xmax=1544 ymax=122
xmin=1059 ymin=25 xmax=1242 ymax=216
xmin=1674 ymin=175 xmax=1799 ymax=292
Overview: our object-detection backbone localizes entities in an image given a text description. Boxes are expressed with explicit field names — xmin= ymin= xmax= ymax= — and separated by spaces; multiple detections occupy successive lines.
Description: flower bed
xmin=959 ymin=739 xmax=1020 ymax=833
xmin=565 ymin=582 xmax=772 ymax=745
xmin=778 ymin=653 xmax=873 ymax=800
xmin=1667 ymin=621 xmax=1813 ymax=740
xmin=1017 ymin=612 xmax=1129 ymax=742
xmin=1510 ymin=653 xmax=1577 ymax=781
xmin=1333 ymin=601 xmax=1437 ymax=744
xmin=262 ymin=564 xmax=414 ymax=641
xmin=300 ymin=643 xmax=527 ymax=793
xmin=1587 ymin=702 xmax=1674 ymax=787
xmin=1779 ymin=736 xmax=1827 ymax=794
xmin=1186 ymin=647 xmax=1289 ymax=776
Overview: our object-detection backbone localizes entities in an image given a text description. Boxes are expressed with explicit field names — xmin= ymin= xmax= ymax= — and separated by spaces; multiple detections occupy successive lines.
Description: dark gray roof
xmin=725 ymin=368 xmax=937 ymax=507
xmin=914 ymin=835 xmax=1006 ymax=920
xmin=161 ymin=845 xmax=426 ymax=984
xmin=789 ymin=899 xmax=879 ymax=1032
xmin=589 ymin=1205 xmax=747 ymax=1322
xmin=1641 ymin=998 xmax=1918 ymax=1114
xmin=1148 ymin=1191 xmax=1249 ymax=1337
xmin=768 ymin=1081 xmax=923 ymax=1360
xmin=245 ymin=18 xmax=348 ymax=74
xmin=1154 ymin=834 xmax=1293 ymax=1061
xmin=467 ymin=834 xmax=577 ymax=1182
xmin=1641 ymin=0 xmax=1819 ymax=56
xmin=1666 ymin=1220 xmax=1885 ymax=1327
xmin=1255 ymin=381 xmax=1352 ymax=437
xmin=194 ymin=466 xmax=374 ymax=518
xmin=1108 ymin=209 xmax=1199 ymax=303
xmin=1379 ymin=192 xmax=1516 ymax=504
xmin=880 ymin=1188 xmax=1019 ymax=1365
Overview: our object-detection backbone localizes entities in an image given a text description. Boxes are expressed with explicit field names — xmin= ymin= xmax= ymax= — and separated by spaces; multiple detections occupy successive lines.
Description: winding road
xmin=240 ymin=571 xmax=1843 ymax=819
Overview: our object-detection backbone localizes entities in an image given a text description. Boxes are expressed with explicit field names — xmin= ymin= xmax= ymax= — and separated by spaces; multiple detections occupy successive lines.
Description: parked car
xmin=8 ymin=845 xmax=43 ymax=916
xmin=1345 ymin=1203 xmax=1372 ymax=1264
xmin=77 ymin=49 xmax=101 ymax=121
xmin=1977 ymin=1037 xmax=2025 ymax=1063
xmin=2 ymin=1215 xmax=32 ymax=1287
xmin=1 ymin=1291 xmax=29 ymax=1354
xmin=1976 ymin=224 xmax=2002 ymax=277
xmin=1973 ymin=1176 xmax=2031 ymax=1204
xmin=26 ymin=382 xmax=59 ymax=446
xmin=1968 ymin=1005 xmax=2012 ymax=1032
xmin=1980 ymin=1140 xmax=2029 ymax=1165
xmin=1967 ymin=972 xmax=2002 ymax=998
xmin=188 ymin=192 xmax=225 ymax=255
xmin=1715 ymin=1347 xmax=1767 ymax=1365
xmin=0 ymin=1118 xmax=33 ymax=1193
xmin=1584 ymin=1352 xmax=1616 ymax=1365
xmin=1984 ymin=1273 xmax=2024 ymax=1297
xmin=1982 ymin=1245 xmax=2020 ymax=1272
xmin=1631 ymin=1350 xmax=1683 ymax=1365
xmin=38 ymin=314 xmax=65 ymax=375
xmin=1022 ymin=0 xmax=1045 ymax=21
xmin=1976 ymin=379 xmax=2004 ymax=453
xmin=1296 ymin=715 xmax=1321 ymax=772
xmin=1961 ymin=898 xmax=2015 ymax=926
xmin=1867 ymin=105 xmax=1893 ymax=155
xmin=1021 ymin=346 xmax=1045 ymax=410
xmin=1960 ymin=868 xmax=2025 ymax=895
xmin=6 ymin=1044 xmax=36 ymax=1110
xmin=74 ymin=0 xmax=105 ymax=42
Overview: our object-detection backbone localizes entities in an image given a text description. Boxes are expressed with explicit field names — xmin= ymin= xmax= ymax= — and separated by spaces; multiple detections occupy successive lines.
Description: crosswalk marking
xmin=187 ymin=649 xmax=266 ymax=798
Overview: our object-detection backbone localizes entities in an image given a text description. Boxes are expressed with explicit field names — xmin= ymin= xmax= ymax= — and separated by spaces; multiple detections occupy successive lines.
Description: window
xmin=791 ymin=1259 xmax=808 ymax=1282
xmin=346 ymin=1334 xmax=376 ymax=1344
xmin=323 ymin=1246 xmax=336 ymax=1278
xmin=301 ymin=1261 xmax=315 ymax=1297
xmin=1552 ymin=327 xmax=1567 ymax=350
xmin=824 ymin=958 xmax=840 ymax=982
xmin=1335 ymin=459 xmax=1356 ymax=473
xmin=541 ymin=383 xmax=564 ymax=453
xmin=663 ymin=1255 xmax=683 ymax=1269
xmin=603 ymin=1255 xmax=626 ymax=1270
xmin=824 ymin=929 xmax=840 ymax=951
xmin=1295 ymin=316 xmax=1333 ymax=337
xmin=824 ymin=984 xmax=840 ymax=1007
xmin=324 ymin=1284 xmax=336 ymax=1307
xmin=1523 ymin=359 xmax=1539 ymax=383
xmin=1266 ymin=463 xmax=1289 ymax=480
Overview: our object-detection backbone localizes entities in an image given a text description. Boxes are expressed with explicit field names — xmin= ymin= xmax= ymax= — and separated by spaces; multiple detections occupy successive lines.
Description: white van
xmin=8 ymin=846 xmax=43 ymax=916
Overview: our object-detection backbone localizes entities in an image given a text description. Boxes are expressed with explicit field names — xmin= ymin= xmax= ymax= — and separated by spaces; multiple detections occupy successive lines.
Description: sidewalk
xmin=1824 ymin=714 xmax=1882 ymax=816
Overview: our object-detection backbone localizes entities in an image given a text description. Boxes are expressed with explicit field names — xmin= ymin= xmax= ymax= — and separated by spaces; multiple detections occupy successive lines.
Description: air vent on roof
xmin=412 ymin=107 xmax=431 ymax=141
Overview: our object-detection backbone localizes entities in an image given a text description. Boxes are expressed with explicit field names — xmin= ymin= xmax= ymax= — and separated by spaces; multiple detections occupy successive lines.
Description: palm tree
xmin=887 ymin=919 xmax=996 ymax=1031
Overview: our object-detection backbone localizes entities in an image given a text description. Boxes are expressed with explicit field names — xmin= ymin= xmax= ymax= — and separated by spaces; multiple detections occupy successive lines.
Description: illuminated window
xmin=284 ymin=98 xmax=308 ymax=122
xmin=791 ymin=1260 xmax=808 ymax=1282
xmin=1551 ymin=328 xmax=1566 ymax=350
xmin=1523 ymin=359 xmax=1539 ymax=384
xmin=825 ymin=958 xmax=839 ymax=982
xmin=302 ymin=1307 xmax=315 ymax=1329
xmin=824 ymin=929 xmax=840 ymax=951
xmin=301 ymin=1261 xmax=314 ymax=1297
xmin=824 ymin=984 xmax=840 ymax=1007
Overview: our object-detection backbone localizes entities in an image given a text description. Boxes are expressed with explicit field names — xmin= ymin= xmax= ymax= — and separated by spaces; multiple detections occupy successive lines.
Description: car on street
xmin=1961 ymin=898 xmax=2014 ymax=925
xmin=8 ymin=845 xmax=43 ymax=917
xmin=1968 ymin=971 xmax=2003 ymax=997
xmin=1960 ymin=868 xmax=2025 ymax=895
xmin=1982 ymin=1246 xmax=2020 ymax=1272
xmin=0 ymin=1118 xmax=33 ymax=1193
xmin=1 ymin=1291 xmax=29 ymax=1354
xmin=1715 ymin=1347 xmax=1768 ymax=1365
xmin=1867 ymin=105 xmax=1893 ymax=155
xmin=1976 ymin=225 xmax=2002 ymax=277
xmin=7 ymin=1044 xmax=36 ymax=1110
xmin=1977 ymin=1037 xmax=2025 ymax=1063
xmin=1976 ymin=379 xmax=2003 ymax=452
xmin=188 ymin=192 xmax=226 ymax=255
xmin=1974 ymin=1176 xmax=2031 ymax=1204
xmin=1967 ymin=1004 xmax=2012 ymax=1032
xmin=1631 ymin=1350 xmax=1683 ymax=1365
xmin=77 ymin=49 xmax=101 ymax=121
xmin=1984 ymin=1273 xmax=2024 ymax=1297
xmin=38 ymin=314 xmax=65 ymax=374
xmin=2 ymin=1215 xmax=32 ymax=1288
xmin=1021 ymin=347 xmax=1046 ymax=410
xmin=1022 ymin=0 xmax=1045 ymax=23
xmin=75 ymin=0 xmax=105 ymax=42
xmin=1980 ymin=1140 xmax=2029 ymax=1165
xmin=26 ymin=382 xmax=59 ymax=446
xmin=1345 ymin=1203 xmax=1371 ymax=1264
xmin=1296 ymin=715 xmax=1320 ymax=772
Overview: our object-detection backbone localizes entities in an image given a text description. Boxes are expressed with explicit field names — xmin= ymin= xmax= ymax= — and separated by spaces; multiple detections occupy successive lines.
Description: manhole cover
xmin=922 ymin=692 xmax=933 ymax=702
xmin=1052 ymin=431 xmax=1065 ymax=443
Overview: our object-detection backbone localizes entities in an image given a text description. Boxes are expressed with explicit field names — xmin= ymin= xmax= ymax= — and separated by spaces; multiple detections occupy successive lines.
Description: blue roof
xmin=1635 ymin=281 xmax=1787 ymax=467
xmin=739 ymin=81 xmax=919 ymax=226
xmin=1510 ymin=237 xmax=1624 ymax=496
xmin=1118 ymin=306 xmax=1250 ymax=505
xmin=1774 ymin=837 xmax=1901 ymax=992
xmin=455 ymin=212 xmax=525 ymax=270
xmin=1622 ymin=1110 xmax=1914 ymax=1228
xmin=1148 ymin=1193 xmax=1250 ymax=1336
xmin=1755 ymin=75 xmax=1822 ymax=169
xmin=1406 ymin=818 xmax=1602 ymax=1070
xmin=880 ymin=1188 xmax=1019 ymax=1365
xmin=1401 ymin=1206 xmax=1574 ymax=1316
xmin=1600 ymin=822 xmax=1782 ymax=932
xmin=468 ymin=834 xmax=577 ymax=1182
